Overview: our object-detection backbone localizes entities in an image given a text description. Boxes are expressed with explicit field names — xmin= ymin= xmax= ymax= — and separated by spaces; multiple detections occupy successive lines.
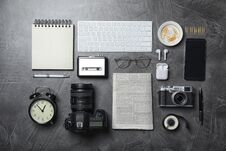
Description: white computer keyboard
xmin=78 ymin=21 xmax=152 ymax=52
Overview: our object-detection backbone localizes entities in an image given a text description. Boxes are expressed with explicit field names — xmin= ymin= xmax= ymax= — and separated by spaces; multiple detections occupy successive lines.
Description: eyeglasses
xmin=114 ymin=56 xmax=151 ymax=69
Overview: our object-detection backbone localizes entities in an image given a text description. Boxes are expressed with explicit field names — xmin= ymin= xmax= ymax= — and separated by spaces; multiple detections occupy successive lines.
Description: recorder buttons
xmin=163 ymin=114 xmax=179 ymax=131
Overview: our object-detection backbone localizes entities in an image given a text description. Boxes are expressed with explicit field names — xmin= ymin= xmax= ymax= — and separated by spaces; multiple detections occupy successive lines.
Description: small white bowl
xmin=158 ymin=21 xmax=183 ymax=46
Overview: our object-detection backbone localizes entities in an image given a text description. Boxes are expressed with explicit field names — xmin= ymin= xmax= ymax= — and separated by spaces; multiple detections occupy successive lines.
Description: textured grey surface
xmin=0 ymin=0 xmax=226 ymax=151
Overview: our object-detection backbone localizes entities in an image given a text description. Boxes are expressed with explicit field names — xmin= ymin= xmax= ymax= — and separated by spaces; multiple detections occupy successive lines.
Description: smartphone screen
xmin=184 ymin=39 xmax=206 ymax=81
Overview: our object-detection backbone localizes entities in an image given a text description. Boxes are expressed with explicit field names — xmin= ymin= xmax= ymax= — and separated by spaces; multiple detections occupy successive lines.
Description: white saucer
xmin=158 ymin=21 xmax=183 ymax=46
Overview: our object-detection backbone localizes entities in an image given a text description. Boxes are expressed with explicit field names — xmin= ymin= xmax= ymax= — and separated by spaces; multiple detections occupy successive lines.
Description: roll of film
xmin=163 ymin=114 xmax=179 ymax=131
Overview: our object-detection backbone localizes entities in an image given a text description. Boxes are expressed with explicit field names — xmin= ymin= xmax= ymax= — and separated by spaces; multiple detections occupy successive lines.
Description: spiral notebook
xmin=32 ymin=19 xmax=74 ymax=70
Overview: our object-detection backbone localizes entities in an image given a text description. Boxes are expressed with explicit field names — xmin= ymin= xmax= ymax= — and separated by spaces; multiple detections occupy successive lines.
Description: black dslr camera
xmin=159 ymin=86 xmax=194 ymax=108
xmin=64 ymin=83 xmax=108 ymax=132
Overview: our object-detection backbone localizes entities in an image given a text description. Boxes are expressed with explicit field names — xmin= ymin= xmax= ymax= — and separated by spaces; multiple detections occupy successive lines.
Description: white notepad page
xmin=112 ymin=73 xmax=153 ymax=130
xmin=32 ymin=24 xmax=73 ymax=70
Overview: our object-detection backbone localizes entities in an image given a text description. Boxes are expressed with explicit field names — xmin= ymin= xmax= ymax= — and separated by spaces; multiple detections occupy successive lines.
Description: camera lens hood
xmin=71 ymin=83 xmax=93 ymax=89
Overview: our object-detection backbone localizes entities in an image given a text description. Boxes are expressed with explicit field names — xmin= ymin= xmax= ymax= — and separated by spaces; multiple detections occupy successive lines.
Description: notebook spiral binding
xmin=33 ymin=19 xmax=72 ymax=27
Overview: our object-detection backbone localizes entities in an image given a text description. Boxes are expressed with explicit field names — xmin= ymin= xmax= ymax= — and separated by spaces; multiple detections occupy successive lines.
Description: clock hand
xmin=37 ymin=105 xmax=43 ymax=112
xmin=42 ymin=105 xmax=46 ymax=112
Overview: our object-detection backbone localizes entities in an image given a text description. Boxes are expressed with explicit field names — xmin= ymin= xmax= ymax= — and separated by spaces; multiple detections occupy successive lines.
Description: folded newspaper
xmin=112 ymin=73 xmax=153 ymax=130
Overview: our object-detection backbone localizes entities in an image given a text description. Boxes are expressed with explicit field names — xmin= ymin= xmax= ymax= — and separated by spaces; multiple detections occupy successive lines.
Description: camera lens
xmin=172 ymin=92 xmax=187 ymax=106
xmin=71 ymin=83 xmax=94 ymax=112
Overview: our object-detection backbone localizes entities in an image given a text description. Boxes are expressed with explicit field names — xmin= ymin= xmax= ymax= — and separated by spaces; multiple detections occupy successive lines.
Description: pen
xmin=33 ymin=74 xmax=70 ymax=78
xmin=199 ymin=88 xmax=203 ymax=125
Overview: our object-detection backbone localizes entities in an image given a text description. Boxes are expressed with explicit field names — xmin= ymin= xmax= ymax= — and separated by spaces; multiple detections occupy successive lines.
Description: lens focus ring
xmin=171 ymin=92 xmax=187 ymax=106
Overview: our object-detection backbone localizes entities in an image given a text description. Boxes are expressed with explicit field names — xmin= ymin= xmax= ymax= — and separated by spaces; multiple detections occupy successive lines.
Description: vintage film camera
xmin=64 ymin=83 xmax=108 ymax=132
xmin=159 ymin=86 xmax=194 ymax=108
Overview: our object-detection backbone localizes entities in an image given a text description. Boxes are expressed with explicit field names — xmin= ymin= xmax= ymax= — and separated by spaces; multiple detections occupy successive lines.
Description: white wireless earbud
xmin=163 ymin=49 xmax=169 ymax=60
xmin=155 ymin=49 xmax=161 ymax=61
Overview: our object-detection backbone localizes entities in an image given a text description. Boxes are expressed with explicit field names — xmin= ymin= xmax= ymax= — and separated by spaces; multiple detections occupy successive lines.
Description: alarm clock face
xmin=29 ymin=99 xmax=55 ymax=124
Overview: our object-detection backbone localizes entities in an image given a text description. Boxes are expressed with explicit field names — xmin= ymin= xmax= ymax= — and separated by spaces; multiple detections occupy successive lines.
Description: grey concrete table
xmin=0 ymin=0 xmax=226 ymax=151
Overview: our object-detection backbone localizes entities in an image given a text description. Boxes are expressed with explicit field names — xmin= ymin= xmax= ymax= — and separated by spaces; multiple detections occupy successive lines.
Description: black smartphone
xmin=184 ymin=39 xmax=206 ymax=81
